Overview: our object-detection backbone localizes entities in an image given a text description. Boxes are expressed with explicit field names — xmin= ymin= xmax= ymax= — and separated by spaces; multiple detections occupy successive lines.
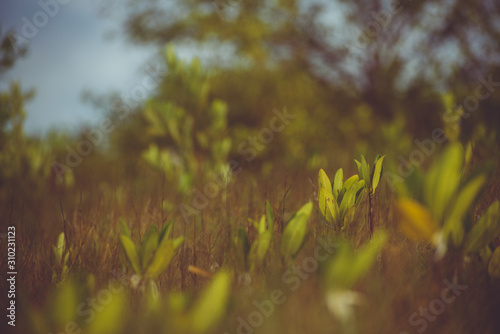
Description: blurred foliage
xmin=395 ymin=141 xmax=500 ymax=275
xmin=2 ymin=1 xmax=500 ymax=332
xmin=102 ymin=0 xmax=500 ymax=163
xmin=119 ymin=219 xmax=183 ymax=304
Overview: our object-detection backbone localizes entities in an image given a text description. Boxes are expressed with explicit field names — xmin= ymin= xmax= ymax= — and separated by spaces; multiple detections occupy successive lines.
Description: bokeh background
xmin=1 ymin=0 xmax=500 ymax=333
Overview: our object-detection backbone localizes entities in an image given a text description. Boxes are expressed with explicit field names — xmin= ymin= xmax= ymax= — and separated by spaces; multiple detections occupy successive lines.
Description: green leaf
xmin=280 ymin=202 xmax=313 ymax=259
xmin=488 ymin=247 xmax=500 ymax=278
xmin=159 ymin=220 xmax=173 ymax=243
xmin=354 ymin=180 xmax=366 ymax=207
xmin=138 ymin=225 xmax=160 ymax=270
xmin=249 ymin=230 xmax=272 ymax=271
xmin=465 ymin=201 xmax=500 ymax=253
xmin=359 ymin=155 xmax=371 ymax=189
xmin=443 ymin=173 xmax=487 ymax=246
xmin=343 ymin=175 xmax=359 ymax=191
xmin=258 ymin=215 xmax=267 ymax=234
xmin=145 ymin=239 xmax=176 ymax=280
xmin=318 ymin=169 xmax=332 ymax=195
xmin=326 ymin=194 xmax=340 ymax=225
xmin=172 ymin=236 xmax=184 ymax=250
xmin=339 ymin=175 xmax=359 ymax=205
xmin=339 ymin=186 xmax=357 ymax=223
xmin=324 ymin=231 xmax=387 ymax=289
xmin=119 ymin=235 xmax=142 ymax=275
xmin=189 ymin=271 xmax=232 ymax=334
xmin=395 ymin=198 xmax=438 ymax=242
xmin=371 ymin=155 xmax=386 ymax=193
xmin=87 ymin=290 xmax=127 ymax=334
xmin=354 ymin=159 xmax=361 ymax=176
xmin=119 ymin=218 xmax=131 ymax=238
xmin=424 ymin=143 xmax=464 ymax=224
xmin=333 ymin=168 xmax=344 ymax=198
xmin=319 ymin=186 xmax=334 ymax=222
xmin=51 ymin=279 xmax=79 ymax=325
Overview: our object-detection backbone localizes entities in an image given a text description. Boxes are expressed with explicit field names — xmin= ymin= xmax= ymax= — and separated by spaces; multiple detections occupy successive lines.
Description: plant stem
xmin=368 ymin=190 xmax=374 ymax=238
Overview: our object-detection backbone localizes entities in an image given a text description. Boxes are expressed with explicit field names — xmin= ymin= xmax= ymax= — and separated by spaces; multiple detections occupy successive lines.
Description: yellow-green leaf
xmin=371 ymin=155 xmax=386 ymax=193
xmin=396 ymin=198 xmax=438 ymax=241
xmin=119 ymin=235 xmax=142 ymax=275
xmin=189 ymin=271 xmax=232 ymax=334
xmin=360 ymin=155 xmax=371 ymax=188
xmin=424 ymin=143 xmax=463 ymax=224
xmin=443 ymin=173 xmax=487 ymax=246
xmin=465 ymin=201 xmax=500 ymax=253
xmin=319 ymin=186 xmax=334 ymax=222
xmin=138 ymin=225 xmax=159 ymax=270
xmin=280 ymin=202 xmax=313 ymax=259
xmin=333 ymin=168 xmax=343 ymax=198
xmin=145 ymin=239 xmax=176 ymax=280
xmin=326 ymin=195 xmax=340 ymax=224
xmin=319 ymin=169 xmax=332 ymax=195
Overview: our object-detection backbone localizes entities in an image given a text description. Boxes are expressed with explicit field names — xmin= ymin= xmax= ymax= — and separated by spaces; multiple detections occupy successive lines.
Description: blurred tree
xmin=100 ymin=0 xmax=500 ymax=170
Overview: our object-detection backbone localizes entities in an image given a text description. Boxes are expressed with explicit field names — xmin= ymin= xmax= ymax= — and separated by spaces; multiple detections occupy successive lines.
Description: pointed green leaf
xmin=326 ymin=194 xmax=340 ymax=225
xmin=371 ymin=155 xmax=386 ymax=193
xmin=139 ymin=225 xmax=160 ymax=270
xmin=319 ymin=186 xmax=334 ymax=222
xmin=443 ymin=173 xmax=487 ymax=246
xmin=333 ymin=168 xmax=343 ymax=198
xmin=319 ymin=169 xmax=332 ymax=195
xmin=280 ymin=202 xmax=313 ymax=259
xmin=172 ymin=236 xmax=184 ymax=250
xmin=119 ymin=235 xmax=142 ymax=275
xmin=258 ymin=215 xmax=267 ymax=234
xmin=465 ymin=201 xmax=500 ymax=253
xmin=119 ymin=219 xmax=131 ymax=238
xmin=343 ymin=175 xmax=359 ymax=190
xmin=360 ymin=155 xmax=371 ymax=188
xmin=249 ymin=230 xmax=272 ymax=271
xmin=159 ymin=220 xmax=173 ymax=243
xmin=339 ymin=186 xmax=357 ymax=223
xmin=354 ymin=180 xmax=366 ymax=207
xmin=424 ymin=143 xmax=464 ymax=223
xmin=145 ymin=239 xmax=176 ymax=280
xmin=354 ymin=159 xmax=361 ymax=176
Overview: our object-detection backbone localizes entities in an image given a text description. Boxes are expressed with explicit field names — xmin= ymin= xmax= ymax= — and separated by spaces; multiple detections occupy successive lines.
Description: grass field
xmin=3 ymin=148 xmax=500 ymax=334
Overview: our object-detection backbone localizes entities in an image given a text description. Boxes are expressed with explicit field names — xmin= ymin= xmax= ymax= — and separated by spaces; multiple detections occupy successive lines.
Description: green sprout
xmin=118 ymin=219 xmax=183 ymax=301
xmin=354 ymin=154 xmax=386 ymax=237
xmin=318 ymin=168 xmax=365 ymax=231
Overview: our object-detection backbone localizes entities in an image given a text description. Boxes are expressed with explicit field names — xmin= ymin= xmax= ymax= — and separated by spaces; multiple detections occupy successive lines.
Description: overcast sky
xmin=0 ymin=1 xmax=161 ymax=135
